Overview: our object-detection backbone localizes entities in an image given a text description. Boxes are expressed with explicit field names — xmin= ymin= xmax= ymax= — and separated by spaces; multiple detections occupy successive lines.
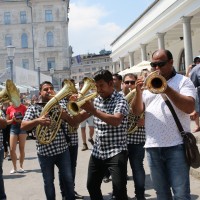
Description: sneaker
xmin=82 ymin=143 xmax=88 ymax=151
xmin=74 ymin=191 xmax=84 ymax=199
xmin=88 ymin=138 xmax=94 ymax=145
xmin=10 ymin=169 xmax=17 ymax=174
xmin=18 ymin=168 xmax=26 ymax=173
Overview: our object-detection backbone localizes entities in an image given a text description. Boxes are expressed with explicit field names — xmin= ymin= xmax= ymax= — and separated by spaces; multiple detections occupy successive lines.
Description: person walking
xmin=123 ymin=73 xmax=146 ymax=200
xmin=131 ymin=49 xmax=196 ymax=199
xmin=6 ymin=102 xmax=27 ymax=174
xmin=21 ymin=81 xmax=76 ymax=200
xmin=81 ymin=70 xmax=129 ymax=200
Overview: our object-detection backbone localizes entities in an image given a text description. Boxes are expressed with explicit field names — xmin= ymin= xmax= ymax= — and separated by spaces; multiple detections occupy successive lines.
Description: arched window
xmin=47 ymin=32 xmax=54 ymax=47
xmin=178 ymin=49 xmax=185 ymax=74
xmin=21 ymin=33 xmax=28 ymax=48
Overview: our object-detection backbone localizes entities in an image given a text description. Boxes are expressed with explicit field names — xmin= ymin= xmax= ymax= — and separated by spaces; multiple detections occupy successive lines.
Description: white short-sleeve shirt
xmin=143 ymin=73 xmax=196 ymax=148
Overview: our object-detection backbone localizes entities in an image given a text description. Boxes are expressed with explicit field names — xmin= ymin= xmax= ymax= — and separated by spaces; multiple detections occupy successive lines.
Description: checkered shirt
xmin=0 ymin=110 xmax=5 ymax=151
xmin=60 ymin=98 xmax=79 ymax=147
xmin=23 ymin=102 xmax=68 ymax=156
xmin=127 ymin=114 xmax=146 ymax=144
xmin=92 ymin=90 xmax=129 ymax=160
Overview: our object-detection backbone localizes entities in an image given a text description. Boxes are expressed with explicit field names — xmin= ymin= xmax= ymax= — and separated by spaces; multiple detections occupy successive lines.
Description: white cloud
xmin=68 ymin=2 xmax=123 ymax=55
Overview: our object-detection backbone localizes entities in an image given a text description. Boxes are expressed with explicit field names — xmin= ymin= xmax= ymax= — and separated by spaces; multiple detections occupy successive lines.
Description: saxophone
xmin=36 ymin=80 xmax=77 ymax=144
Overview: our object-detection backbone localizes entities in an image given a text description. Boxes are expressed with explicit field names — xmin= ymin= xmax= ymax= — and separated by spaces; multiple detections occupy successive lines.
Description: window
xmin=5 ymin=35 xmax=12 ymax=46
xmin=47 ymin=58 xmax=55 ymax=70
xmin=22 ymin=59 xmax=29 ymax=69
xmin=47 ymin=32 xmax=54 ymax=47
xmin=45 ymin=10 xmax=53 ymax=22
xmin=92 ymin=67 xmax=96 ymax=71
xmin=20 ymin=11 xmax=27 ymax=24
xmin=4 ymin=12 xmax=11 ymax=24
xmin=21 ymin=33 xmax=28 ymax=48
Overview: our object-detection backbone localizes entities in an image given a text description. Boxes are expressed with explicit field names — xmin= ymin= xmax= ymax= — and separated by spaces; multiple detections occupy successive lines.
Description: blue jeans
xmin=87 ymin=151 xmax=128 ymax=200
xmin=0 ymin=148 xmax=6 ymax=200
xmin=128 ymin=143 xmax=145 ymax=199
xmin=38 ymin=149 xmax=75 ymax=200
xmin=59 ymin=145 xmax=78 ymax=197
xmin=146 ymin=144 xmax=191 ymax=200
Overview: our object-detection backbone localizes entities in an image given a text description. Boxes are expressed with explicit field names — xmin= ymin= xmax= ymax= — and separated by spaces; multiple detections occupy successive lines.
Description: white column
xmin=119 ymin=57 xmax=125 ymax=72
xmin=140 ymin=44 xmax=147 ymax=61
xmin=128 ymin=51 xmax=134 ymax=68
xmin=156 ymin=32 xmax=166 ymax=49
xmin=181 ymin=16 xmax=193 ymax=68
xmin=112 ymin=62 xmax=117 ymax=74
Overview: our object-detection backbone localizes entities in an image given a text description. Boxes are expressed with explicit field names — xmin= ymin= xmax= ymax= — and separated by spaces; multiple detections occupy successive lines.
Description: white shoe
xmin=18 ymin=168 xmax=26 ymax=173
xmin=10 ymin=169 xmax=17 ymax=174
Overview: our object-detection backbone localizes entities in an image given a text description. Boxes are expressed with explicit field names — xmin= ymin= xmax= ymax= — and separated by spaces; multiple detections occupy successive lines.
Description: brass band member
xmin=122 ymin=73 xmax=146 ymax=200
xmin=81 ymin=70 xmax=129 ymax=200
xmin=131 ymin=49 xmax=196 ymax=199
xmin=21 ymin=81 xmax=81 ymax=200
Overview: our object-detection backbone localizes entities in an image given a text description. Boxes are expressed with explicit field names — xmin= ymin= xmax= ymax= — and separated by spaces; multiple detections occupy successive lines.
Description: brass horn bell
xmin=67 ymin=77 xmax=97 ymax=116
xmin=0 ymin=79 xmax=20 ymax=107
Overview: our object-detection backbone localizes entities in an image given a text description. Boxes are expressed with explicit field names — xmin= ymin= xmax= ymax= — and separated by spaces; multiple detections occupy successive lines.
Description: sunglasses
xmin=124 ymin=80 xmax=135 ymax=85
xmin=150 ymin=61 xmax=168 ymax=68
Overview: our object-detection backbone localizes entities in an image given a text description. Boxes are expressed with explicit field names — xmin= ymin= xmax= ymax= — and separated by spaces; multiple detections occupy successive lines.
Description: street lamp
xmin=7 ymin=45 xmax=15 ymax=82
xmin=50 ymin=68 xmax=54 ymax=84
xmin=36 ymin=59 xmax=41 ymax=89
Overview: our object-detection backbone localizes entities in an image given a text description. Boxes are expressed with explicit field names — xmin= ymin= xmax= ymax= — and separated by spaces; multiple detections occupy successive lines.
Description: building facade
xmin=0 ymin=0 xmax=71 ymax=88
xmin=70 ymin=50 xmax=114 ymax=83
xmin=110 ymin=0 xmax=200 ymax=74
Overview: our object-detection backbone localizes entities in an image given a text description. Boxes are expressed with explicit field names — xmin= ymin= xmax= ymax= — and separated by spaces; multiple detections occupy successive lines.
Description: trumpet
xmin=142 ymin=70 xmax=167 ymax=94
xmin=67 ymin=77 xmax=97 ymax=116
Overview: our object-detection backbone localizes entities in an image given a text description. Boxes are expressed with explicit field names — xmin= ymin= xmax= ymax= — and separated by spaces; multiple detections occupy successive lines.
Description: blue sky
xmin=69 ymin=0 xmax=154 ymax=56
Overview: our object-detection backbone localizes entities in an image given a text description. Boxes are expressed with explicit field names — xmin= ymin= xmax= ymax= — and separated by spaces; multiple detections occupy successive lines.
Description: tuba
xmin=67 ymin=77 xmax=97 ymax=116
xmin=36 ymin=80 xmax=77 ymax=144
xmin=0 ymin=79 xmax=20 ymax=107
xmin=142 ymin=70 xmax=167 ymax=94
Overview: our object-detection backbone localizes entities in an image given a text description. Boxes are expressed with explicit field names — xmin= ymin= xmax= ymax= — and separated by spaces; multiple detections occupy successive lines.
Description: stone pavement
xmin=2 ymin=125 xmax=200 ymax=200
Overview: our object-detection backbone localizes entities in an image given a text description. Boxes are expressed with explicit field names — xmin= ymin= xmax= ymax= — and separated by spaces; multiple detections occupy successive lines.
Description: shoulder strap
xmin=161 ymin=94 xmax=185 ymax=136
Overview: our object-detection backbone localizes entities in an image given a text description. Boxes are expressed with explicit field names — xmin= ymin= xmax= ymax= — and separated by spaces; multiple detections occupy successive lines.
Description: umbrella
xmin=125 ymin=61 xmax=151 ymax=75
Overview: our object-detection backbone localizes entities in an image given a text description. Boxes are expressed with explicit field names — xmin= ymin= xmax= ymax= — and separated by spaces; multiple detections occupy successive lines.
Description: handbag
xmin=161 ymin=94 xmax=200 ymax=168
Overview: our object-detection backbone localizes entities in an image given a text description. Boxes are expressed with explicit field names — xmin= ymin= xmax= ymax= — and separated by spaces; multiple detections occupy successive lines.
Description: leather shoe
xmin=75 ymin=191 xmax=84 ymax=199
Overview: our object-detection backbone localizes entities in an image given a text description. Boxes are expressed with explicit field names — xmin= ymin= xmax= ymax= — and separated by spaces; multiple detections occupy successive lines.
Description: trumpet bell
xmin=144 ymin=71 xmax=167 ymax=94
xmin=0 ymin=80 xmax=20 ymax=107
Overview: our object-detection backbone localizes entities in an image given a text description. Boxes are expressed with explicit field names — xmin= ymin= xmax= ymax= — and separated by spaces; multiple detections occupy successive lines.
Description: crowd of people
xmin=0 ymin=49 xmax=199 ymax=200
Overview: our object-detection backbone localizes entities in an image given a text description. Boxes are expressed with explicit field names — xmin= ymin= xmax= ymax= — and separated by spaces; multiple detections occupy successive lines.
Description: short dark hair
xmin=123 ymin=73 xmax=137 ymax=82
xmin=93 ymin=69 xmax=113 ymax=83
xmin=39 ymin=81 xmax=54 ymax=91
xmin=113 ymin=73 xmax=122 ymax=81
xmin=194 ymin=57 xmax=200 ymax=63
xmin=152 ymin=49 xmax=173 ymax=60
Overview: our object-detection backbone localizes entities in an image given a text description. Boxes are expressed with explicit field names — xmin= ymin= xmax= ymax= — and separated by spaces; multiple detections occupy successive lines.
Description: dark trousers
xmin=87 ymin=151 xmax=128 ymax=200
xmin=59 ymin=145 xmax=78 ymax=197
xmin=2 ymin=125 xmax=10 ymax=152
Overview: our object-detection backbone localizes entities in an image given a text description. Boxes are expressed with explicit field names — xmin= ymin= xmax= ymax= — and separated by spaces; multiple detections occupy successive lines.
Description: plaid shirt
xmin=60 ymin=98 xmax=79 ymax=146
xmin=92 ymin=90 xmax=129 ymax=160
xmin=0 ymin=110 xmax=5 ymax=151
xmin=127 ymin=114 xmax=146 ymax=144
xmin=23 ymin=102 xmax=68 ymax=156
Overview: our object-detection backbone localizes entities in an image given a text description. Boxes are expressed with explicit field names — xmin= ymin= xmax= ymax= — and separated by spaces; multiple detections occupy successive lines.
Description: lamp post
xmin=36 ymin=59 xmax=41 ymax=89
xmin=7 ymin=45 xmax=15 ymax=82
xmin=50 ymin=68 xmax=54 ymax=84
